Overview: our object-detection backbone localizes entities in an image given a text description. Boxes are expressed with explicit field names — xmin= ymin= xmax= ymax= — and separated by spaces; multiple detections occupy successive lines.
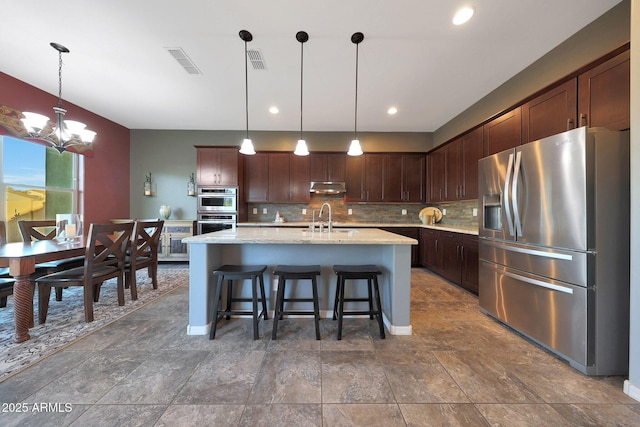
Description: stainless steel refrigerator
xmin=478 ymin=126 xmax=630 ymax=375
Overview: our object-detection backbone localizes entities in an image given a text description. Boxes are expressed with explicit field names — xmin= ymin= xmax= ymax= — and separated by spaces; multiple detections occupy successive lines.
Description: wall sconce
xmin=144 ymin=173 xmax=152 ymax=196
xmin=187 ymin=173 xmax=196 ymax=196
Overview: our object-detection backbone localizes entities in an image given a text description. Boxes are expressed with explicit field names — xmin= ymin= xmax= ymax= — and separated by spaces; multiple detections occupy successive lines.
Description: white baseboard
xmin=624 ymin=380 xmax=640 ymax=402
xmin=187 ymin=324 xmax=209 ymax=335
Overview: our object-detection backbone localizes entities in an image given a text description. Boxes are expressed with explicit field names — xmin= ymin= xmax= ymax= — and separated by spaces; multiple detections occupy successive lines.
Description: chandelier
xmin=21 ymin=42 xmax=96 ymax=153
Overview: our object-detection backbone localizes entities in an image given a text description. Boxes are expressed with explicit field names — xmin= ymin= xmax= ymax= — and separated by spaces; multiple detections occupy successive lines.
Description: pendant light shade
xmin=294 ymin=31 xmax=310 ymax=156
xmin=238 ymin=30 xmax=256 ymax=155
xmin=348 ymin=32 xmax=364 ymax=156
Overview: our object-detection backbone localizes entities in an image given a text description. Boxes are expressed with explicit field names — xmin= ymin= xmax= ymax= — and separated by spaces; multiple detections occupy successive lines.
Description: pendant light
xmin=348 ymin=32 xmax=364 ymax=156
xmin=239 ymin=30 xmax=256 ymax=155
xmin=294 ymin=31 xmax=310 ymax=156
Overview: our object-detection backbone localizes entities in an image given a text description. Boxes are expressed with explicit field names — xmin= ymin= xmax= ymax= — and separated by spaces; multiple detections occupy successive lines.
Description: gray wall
xmin=432 ymin=0 xmax=631 ymax=148
xmin=129 ymin=130 xmax=430 ymax=219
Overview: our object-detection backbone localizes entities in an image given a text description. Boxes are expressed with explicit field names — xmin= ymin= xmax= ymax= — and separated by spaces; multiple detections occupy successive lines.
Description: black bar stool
xmin=210 ymin=265 xmax=268 ymax=340
xmin=332 ymin=264 xmax=385 ymax=340
xmin=272 ymin=265 xmax=322 ymax=340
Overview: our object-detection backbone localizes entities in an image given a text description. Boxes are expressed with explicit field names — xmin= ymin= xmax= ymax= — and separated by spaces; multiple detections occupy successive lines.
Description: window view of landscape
xmin=1 ymin=136 xmax=76 ymax=242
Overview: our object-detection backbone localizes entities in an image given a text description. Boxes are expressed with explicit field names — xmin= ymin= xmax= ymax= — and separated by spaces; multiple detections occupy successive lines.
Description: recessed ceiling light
xmin=387 ymin=107 xmax=398 ymax=115
xmin=453 ymin=6 xmax=474 ymax=25
xmin=269 ymin=106 xmax=279 ymax=114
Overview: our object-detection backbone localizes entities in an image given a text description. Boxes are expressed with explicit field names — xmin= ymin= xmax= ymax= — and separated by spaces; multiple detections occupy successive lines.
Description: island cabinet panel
xmin=381 ymin=227 xmax=419 ymax=265
xmin=385 ymin=154 xmax=425 ymax=203
xmin=578 ymin=49 xmax=630 ymax=131
xmin=483 ymin=106 xmax=522 ymax=157
xmin=309 ymin=153 xmax=346 ymax=182
xmin=522 ymin=79 xmax=578 ymax=144
xmin=244 ymin=153 xmax=269 ymax=202
xmin=196 ymin=147 xmax=239 ymax=186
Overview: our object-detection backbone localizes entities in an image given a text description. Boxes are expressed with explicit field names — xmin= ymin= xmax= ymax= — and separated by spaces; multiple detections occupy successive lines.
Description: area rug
xmin=0 ymin=268 xmax=188 ymax=382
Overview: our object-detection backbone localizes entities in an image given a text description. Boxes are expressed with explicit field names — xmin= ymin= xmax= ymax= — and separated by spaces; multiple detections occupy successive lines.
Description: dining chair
xmin=0 ymin=221 xmax=15 ymax=308
xmin=18 ymin=219 xmax=86 ymax=301
xmin=35 ymin=222 xmax=134 ymax=324
xmin=123 ymin=219 xmax=164 ymax=301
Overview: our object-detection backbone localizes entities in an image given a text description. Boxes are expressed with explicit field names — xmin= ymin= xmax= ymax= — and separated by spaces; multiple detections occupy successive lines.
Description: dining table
xmin=0 ymin=237 xmax=86 ymax=342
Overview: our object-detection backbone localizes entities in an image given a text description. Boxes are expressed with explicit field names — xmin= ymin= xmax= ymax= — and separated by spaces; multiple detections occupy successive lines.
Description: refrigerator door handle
xmin=501 ymin=269 xmax=574 ymax=295
xmin=504 ymin=153 xmax=515 ymax=236
xmin=512 ymin=151 xmax=523 ymax=237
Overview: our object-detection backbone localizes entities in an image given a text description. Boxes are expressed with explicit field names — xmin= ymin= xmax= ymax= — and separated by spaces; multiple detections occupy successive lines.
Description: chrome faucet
xmin=319 ymin=202 xmax=332 ymax=233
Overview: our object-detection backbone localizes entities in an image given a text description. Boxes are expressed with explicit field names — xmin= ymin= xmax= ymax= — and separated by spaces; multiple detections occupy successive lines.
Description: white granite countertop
xmin=238 ymin=221 xmax=478 ymax=236
xmin=184 ymin=227 xmax=418 ymax=245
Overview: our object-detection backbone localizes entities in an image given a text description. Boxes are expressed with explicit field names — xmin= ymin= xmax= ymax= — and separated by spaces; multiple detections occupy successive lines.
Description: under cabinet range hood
xmin=309 ymin=181 xmax=346 ymax=194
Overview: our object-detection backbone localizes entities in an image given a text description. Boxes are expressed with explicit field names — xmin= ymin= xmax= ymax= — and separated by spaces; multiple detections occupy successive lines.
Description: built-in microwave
xmin=197 ymin=187 xmax=237 ymax=213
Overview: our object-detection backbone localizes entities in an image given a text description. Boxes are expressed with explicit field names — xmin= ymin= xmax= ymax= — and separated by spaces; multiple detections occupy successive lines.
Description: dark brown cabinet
xmin=345 ymin=154 xmax=384 ymax=202
xmin=244 ymin=153 xmax=269 ymax=202
xmin=262 ymin=153 xmax=310 ymax=203
xmin=309 ymin=153 xmax=346 ymax=182
xmin=461 ymin=234 xmax=479 ymax=295
xmin=578 ymin=49 xmax=630 ymax=131
xmin=384 ymin=154 xmax=425 ymax=203
xmin=196 ymin=147 xmax=239 ymax=186
xmin=381 ymin=227 xmax=419 ymax=266
xmin=419 ymin=228 xmax=441 ymax=271
xmin=483 ymin=107 xmax=522 ymax=157
xmin=522 ymin=79 xmax=578 ymax=144
xmin=420 ymin=228 xmax=479 ymax=295
xmin=428 ymin=127 xmax=480 ymax=202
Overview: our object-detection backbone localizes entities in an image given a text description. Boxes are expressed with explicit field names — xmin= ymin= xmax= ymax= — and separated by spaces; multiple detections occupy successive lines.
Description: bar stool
xmin=332 ymin=264 xmax=385 ymax=340
xmin=272 ymin=265 xmax=322 ymax=340
xmin=209 ymin=265 xmax=268 ymax=340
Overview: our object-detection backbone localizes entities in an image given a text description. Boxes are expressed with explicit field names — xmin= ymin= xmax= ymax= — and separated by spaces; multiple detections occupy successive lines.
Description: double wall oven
xmin=197 ymin=187 xmax=237 ymax=234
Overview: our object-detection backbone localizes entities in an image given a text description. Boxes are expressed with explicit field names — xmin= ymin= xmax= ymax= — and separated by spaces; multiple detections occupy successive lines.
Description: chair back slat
xmin=18 ymin=220 xmax=58 ymax=242
xmin=85 ymin=223 xmax=134 ymax=278
xmin=131 ymin=219 xmax=164 ymax=259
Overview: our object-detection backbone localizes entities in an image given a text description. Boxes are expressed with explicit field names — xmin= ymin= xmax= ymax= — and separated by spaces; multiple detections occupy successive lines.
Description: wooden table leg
xmin=13 ymin=275 xmax=33 ymax=343
xmin=10 ymin=257 xmax=36 ymax=343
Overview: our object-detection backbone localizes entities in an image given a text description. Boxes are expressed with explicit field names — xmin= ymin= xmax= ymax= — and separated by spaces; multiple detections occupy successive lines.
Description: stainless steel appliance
xmin=197 ymin=213 xmax=237 ymax=234
xmin=478 ymin=126 xmax=630 ymax=375
xmin=197 ymin=187 xmax=237 ymax=212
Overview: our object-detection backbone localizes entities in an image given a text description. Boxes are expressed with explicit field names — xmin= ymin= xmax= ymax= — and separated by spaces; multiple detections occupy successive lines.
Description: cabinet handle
xmin=567 ymin=118 xmax=574 ymax=130
xmin=435 ymin=239 xmax=438 ymax=253
xmin=460 ymin=185 xmax=465 ymax=198
xmin=579 ymin=113 xmax=587 ymax=127
xmin=439 ymin=189 xmax=443 ymax=200
xmin=460 ymin=246 xmax=464 ymax=262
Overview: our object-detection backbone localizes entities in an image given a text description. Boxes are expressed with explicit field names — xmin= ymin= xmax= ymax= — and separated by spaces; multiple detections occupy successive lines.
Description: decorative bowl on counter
xmin=419 ymin=207 xmax=443 ymax=224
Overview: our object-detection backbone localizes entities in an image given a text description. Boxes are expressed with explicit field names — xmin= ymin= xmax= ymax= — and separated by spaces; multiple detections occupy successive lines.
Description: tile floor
xmin=1 ymin=267 xmax=639 ymax=426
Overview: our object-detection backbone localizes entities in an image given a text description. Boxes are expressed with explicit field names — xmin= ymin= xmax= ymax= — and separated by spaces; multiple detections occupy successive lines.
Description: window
xmin=0 ymin=136 xmax=80 ymax=242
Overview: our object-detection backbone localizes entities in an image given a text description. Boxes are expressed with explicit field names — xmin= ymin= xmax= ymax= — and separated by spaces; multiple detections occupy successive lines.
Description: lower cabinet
xmin=380 ymin=227 xmax=420 ymax=266
xmin=419 ymin=228 xmax=479 ymax=295
xmin=159 ymin=220 xmax=195 ymax=262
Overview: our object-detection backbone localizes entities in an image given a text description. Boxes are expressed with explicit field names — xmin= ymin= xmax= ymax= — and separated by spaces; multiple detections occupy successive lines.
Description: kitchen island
xmin=183 ymin=227 xmax=417 ymax=336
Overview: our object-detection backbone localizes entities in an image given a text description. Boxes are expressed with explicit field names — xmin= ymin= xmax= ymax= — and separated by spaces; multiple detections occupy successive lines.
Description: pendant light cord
xmin=300 ymin=40 xmax=304 ymax=140
xmin=244 ymin=40 xmax=249 ymax=140
xmin=57 ymin=50 xmax=64 ymax=108
xmin=354 ymin=42 xmax=359 ymax=140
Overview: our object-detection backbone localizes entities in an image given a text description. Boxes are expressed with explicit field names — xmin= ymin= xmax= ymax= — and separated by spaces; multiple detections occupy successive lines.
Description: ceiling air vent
xmin=165 ymin=47 xmax=202 ymax=75
xmin=247 ymin=48 xmax=267 ymax=70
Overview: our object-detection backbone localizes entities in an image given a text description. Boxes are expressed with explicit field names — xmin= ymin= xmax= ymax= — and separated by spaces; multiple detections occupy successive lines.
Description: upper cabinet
xmin=345 ymin=154 xmax=384 ymax=202
xmin=196 ymin=147 xmax=239 ymax=186
xmin=578 ymin=49 xmax=630 ymax=131
xmin=385 ymin=154 xmax=425 ymax=203
xmin=244 ymin=153 xmax=310 ymax=203
xmin=483 ymin=107 xmax=522 ymax=157
xmin=521 ymin=79 xmax=578 ymax=144
xmin=309 ymin=153 xmax=346 ymax=182
xmin=427 ymin=128 xmax=480 ymax=202
xmin=244 ymin=153 xmax=269 ymax=202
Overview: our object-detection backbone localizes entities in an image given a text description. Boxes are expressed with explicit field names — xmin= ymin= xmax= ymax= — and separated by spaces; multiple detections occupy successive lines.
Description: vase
xmin=159 ymin=205 xmax=171 ymax=220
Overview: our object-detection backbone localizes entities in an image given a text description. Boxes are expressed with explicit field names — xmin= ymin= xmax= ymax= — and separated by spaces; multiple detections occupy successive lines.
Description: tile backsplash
xmin=247 ymin=195 xmax=479 ymax=228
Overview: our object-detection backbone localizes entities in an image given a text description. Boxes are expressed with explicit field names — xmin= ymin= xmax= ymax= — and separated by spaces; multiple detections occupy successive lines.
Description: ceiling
xmin=1 ymin=1 xmax=622 ymax=133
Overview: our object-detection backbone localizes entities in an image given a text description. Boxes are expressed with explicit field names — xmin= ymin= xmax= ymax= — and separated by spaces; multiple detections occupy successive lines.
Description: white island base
xmin=183 ymin=227 xmax=417 ymax=337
